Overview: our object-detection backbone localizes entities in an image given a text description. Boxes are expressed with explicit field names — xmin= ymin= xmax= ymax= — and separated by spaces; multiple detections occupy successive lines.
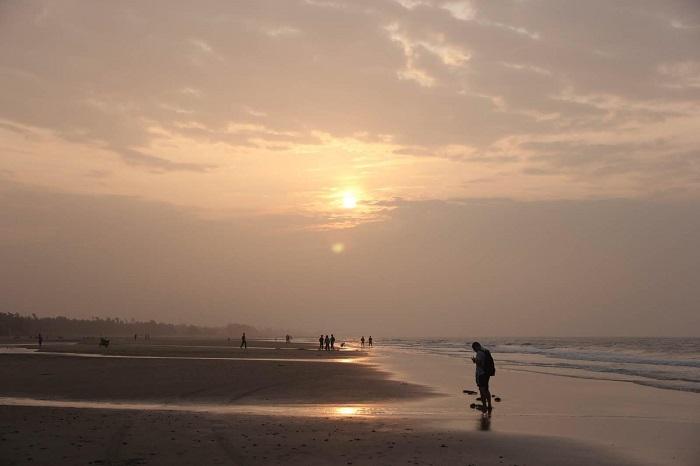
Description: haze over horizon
xmin=1 ymin=0 xmax=699 ymax=337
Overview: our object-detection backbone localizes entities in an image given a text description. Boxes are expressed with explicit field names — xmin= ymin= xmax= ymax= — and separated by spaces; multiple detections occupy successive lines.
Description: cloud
xmin=658 ymin=60 xmax=700 ymax=88
xmin=441 ymin=1 xmax=475 ymax=21
xmin=1 ymin=0 xmax=699 ymax=338
xmin=262 ymin=25 xmax=301 ymax=37
xmin=0 ymin=0 xmax=698 ymax=203
xmin=116 ymin=146 xmax=213 ymax=173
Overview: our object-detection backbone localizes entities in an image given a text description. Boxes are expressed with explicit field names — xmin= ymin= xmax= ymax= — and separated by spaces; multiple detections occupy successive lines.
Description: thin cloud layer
xmin=1 ymin=0 xmax=698 ymax=208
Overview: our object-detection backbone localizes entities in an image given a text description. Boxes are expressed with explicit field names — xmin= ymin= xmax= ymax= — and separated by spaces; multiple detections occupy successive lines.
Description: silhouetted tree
xmin=0 ymin=312 xmax=261 ymax=339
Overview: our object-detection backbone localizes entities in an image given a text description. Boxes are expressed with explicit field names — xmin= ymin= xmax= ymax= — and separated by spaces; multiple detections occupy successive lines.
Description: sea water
xmin=381 ymin=337 xmax=700 ymax=393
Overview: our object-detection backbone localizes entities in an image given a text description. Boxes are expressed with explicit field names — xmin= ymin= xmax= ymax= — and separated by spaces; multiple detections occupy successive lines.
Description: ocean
xmin=381 ymin=337 xmax=700 ymax=393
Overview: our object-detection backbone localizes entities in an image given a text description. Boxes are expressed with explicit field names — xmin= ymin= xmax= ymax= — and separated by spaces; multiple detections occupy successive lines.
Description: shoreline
xmin=374 ymin=345 xmax=700 ymax=466
xmin=1 ymin=338 xmax=696 ymax=465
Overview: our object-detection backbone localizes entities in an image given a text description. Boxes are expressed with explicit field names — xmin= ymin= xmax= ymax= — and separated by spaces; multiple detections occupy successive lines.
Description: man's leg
xmin=477 ymin=376 xmax=491 ymax=410
xmin=482 ymin=376 xmax=492 ymax=409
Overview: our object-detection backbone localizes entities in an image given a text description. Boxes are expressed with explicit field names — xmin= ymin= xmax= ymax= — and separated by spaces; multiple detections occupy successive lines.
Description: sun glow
xmin=334 ymin=406 xmax=361 ymax=416
xmin=342 ymin=191 xmax=357 ymax=209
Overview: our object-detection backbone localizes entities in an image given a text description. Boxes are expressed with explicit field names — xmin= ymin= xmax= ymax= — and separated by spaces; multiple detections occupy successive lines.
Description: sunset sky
xmin=1 ymin=0 xmax=699 ymax=336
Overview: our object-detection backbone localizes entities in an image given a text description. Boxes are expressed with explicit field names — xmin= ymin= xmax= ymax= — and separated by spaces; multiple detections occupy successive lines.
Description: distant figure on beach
xmin=285 ymin=334 xmax=290 ymax=343
xmin=360 ymin=336 xmax=365 ymax=348
xmin=330 ymin=334 xmax=336 ymax=350
xmin=319 ymin=335 xmax=324 ymax=350
xmin=240 ymin=332 xmax=247 ymax=349
xmin=471 ymin=342 xmax=495 ymax=411
xmin=37 ymin=333 xmax=43 ymax=347
xmin=324 ymin=334 xmax=330 ymax=351
xmin=368 ymin=336 xmax=373 ymax=347
xmin=134 ymin=333 xmax=137 ymax=340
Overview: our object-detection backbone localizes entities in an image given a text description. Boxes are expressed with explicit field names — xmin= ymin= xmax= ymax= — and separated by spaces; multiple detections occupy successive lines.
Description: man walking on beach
xmin=471 ymin=341 xmax=494 ymax=411
xmin=240 ymin=332 xmax=247 ymax=350
xmin=324 ymin=334 xmax=330 ymax=351
xmin=319 ymin=335 xmax=324 ymax=350
xmin=330 ymin=334 xmax=336 ymax=350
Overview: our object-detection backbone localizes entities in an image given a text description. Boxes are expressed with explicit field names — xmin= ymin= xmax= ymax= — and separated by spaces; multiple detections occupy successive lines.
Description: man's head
xmin=471 ymin=341 xmax=482 ymax=352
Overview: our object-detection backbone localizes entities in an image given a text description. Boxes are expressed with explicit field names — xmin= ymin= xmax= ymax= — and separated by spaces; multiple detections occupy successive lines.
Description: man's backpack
xmin=484 ymin=349 xmax=496 ymax=376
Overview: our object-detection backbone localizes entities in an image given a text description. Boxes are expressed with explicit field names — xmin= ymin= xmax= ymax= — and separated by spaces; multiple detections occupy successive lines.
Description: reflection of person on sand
xmin=240 ymin=332 xmax=247 ymax=349
xmin=471 ymin=341 xmax=494 ymax=411
xmin=478 ymin=411 xmax=491 ymax=431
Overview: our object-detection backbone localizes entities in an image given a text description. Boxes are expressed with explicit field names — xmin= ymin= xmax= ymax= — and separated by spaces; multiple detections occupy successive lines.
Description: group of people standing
xmin=319 ymin=334 xmax=336 ymax=350
xmin=234 ymin=333 xmax=374 ymax=352
xmin=318 ymin=334 xmax=374 ymax=350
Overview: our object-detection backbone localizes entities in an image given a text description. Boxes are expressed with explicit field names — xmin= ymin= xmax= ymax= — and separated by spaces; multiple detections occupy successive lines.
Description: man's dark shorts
xmin=477 ymin=374 xmax=490 ymax=389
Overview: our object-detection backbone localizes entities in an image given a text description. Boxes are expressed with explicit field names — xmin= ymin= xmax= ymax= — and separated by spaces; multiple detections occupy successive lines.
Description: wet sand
xmin=0 ymin=340 xmax=429 ymax=404
xmin=0 ymin=338 xmax=666 ymax=465
xmin=377 ymin=348 xmax=700 ymax=466
xmin=0 ymin=405 xmax=641 ymax=466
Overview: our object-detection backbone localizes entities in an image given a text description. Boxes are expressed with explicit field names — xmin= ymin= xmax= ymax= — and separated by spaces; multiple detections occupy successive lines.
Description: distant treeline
xmin=0 ymin=312 xmax=263 ymax=339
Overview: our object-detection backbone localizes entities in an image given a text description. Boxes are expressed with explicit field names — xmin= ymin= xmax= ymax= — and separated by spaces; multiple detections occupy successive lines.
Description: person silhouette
xmin=324 ymin=335 xmax=330 ymax=351
xmin=240 ymin=332 xmax=247 ymax=349
xmin=330 ymin=334 xmax=336 ymax=350
xmin=368 ymin=336 xmax=373 ymax=347
xmin=37 ymin=333 xmax=43 ymax=347
xmin=319 ymin=334 xmax=324 ymax=350
xmin=360 ymin=336 xmax=365 ymax=348
xmin=471 ymin=341 xmax=493 ymax=411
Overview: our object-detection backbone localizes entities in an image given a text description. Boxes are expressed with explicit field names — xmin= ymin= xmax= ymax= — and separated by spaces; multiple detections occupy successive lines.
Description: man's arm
xmin=475 ymin=351 xmax=485 ymax=369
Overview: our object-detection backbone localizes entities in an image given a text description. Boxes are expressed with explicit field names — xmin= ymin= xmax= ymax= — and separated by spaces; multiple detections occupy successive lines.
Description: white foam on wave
xmin=382 ymin=337 xmax=700 ymax=393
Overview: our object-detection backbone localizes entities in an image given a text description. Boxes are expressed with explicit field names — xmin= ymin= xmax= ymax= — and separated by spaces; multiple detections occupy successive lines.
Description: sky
xmin=1 ymin=0 xmax=699 ymax=336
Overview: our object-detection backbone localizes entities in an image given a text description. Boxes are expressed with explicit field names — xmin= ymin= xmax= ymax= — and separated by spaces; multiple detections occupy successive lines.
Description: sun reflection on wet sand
xmin=0 ymin=397 xmax=389 ymax=419
xmin=334 ymin=406 xmax=361 ymax=416
xmin=0 ymin=348 xmax=357 ymax=364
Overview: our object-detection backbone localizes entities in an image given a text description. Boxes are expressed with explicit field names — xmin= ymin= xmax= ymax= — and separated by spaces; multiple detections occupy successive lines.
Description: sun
xmin=342 ymin=191 xmax=357 ymax=209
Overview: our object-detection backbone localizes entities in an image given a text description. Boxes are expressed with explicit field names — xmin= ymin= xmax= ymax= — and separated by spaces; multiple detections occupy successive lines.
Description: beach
xmin=0 ymin=338 xmax=697 ymax=465
xmin=3 ymin=1 xmax=699 ymax=464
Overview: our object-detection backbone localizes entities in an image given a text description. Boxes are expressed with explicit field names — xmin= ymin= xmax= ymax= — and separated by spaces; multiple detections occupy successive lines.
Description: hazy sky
xmin=1 ymin=1 xmax=699 ymax=336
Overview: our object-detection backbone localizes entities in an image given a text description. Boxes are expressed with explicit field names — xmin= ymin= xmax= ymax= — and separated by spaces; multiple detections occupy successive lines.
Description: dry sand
xmin=0 ymin=338 xmax=654 ymax=465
